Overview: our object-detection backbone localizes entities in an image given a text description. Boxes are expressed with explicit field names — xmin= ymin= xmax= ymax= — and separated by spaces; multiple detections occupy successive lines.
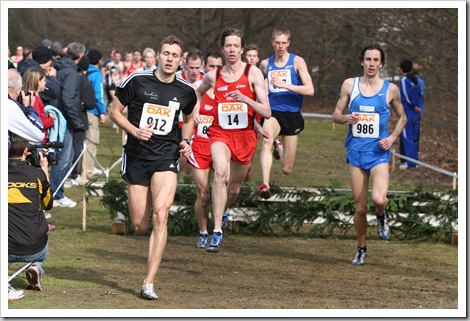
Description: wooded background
xmin=8 ymin=7 xmax=459 ymax=151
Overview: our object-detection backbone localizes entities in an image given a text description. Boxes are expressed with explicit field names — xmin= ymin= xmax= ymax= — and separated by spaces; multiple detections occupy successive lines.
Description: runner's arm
xmin=332 ymin=78 xmax=358 ymax=125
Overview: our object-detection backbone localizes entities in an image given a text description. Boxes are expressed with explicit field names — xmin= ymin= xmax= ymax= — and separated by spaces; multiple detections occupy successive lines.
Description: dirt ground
xmin=10 ymin=234 xmax=457 ymax=315
xmin=149 ymin=236 xmax=459 ymax=312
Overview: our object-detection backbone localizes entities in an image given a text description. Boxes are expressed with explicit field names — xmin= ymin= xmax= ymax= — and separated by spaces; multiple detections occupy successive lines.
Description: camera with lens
xmin=26 ymin=141 xmax=63 ymax=167
xmin=17 ymin=90 xmax=32 ymax=106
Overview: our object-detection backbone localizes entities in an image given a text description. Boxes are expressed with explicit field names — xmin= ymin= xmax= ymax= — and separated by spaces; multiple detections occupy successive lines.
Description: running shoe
xmin=72 ymin=175 xmax=85 ymax=185
xmin=64 ymin=179 xmax=73 ymax=189
xmin=8 ymin=285 xmax=24 ymax=301
xmin=140 ymin=284 xmax=158 ymax=300
xmin=206 ymin=232 xmax=223 ymax=253
xmin=196 ymin=233 xmax=209 ymax=249
xmin=352 ymin=246 xmax=367 ymax=265
xmin=399 ymin=163 xmax=408 ymax=170
xmin=377 ymin=211 xmax=391 ymax=240
xmin=222 ymin=211 xmax=230 ymax=230
xmin=26 ymin=264 xmax=42 ymax=291
xmin=54 ymin=196 xmax=77 ymax=208
xmin=273 ymin=139 xmax=282 ymax=160
xmin=257 ymin=184 xmax=272 ymax=200
xmin=93 ymin=167 xmax=104 ymax=175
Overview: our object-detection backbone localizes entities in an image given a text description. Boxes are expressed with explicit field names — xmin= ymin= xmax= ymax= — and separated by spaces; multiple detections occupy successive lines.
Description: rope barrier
xmin=391 ymin=149 xmax=458 ymax=189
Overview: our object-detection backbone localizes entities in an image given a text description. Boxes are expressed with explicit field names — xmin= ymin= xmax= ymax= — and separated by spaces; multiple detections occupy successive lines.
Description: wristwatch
xmin=182 ymin=138 xmax=191 ymax=145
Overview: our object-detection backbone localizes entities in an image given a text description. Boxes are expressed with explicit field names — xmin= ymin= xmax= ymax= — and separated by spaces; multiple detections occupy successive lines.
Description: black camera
xmin=26 ymin=141 xmax=64 ymax=167
xmin=17 ymin=90 xmax=32 ymax=106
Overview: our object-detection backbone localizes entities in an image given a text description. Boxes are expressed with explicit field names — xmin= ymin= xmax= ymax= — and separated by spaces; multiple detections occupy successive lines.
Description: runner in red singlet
xmin=196 ymin=28 xmax=271 ymax=253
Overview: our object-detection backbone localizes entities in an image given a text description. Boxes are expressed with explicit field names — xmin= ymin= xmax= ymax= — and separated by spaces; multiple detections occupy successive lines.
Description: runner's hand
xmin=135 ymin=122 xmax=154 ymax=141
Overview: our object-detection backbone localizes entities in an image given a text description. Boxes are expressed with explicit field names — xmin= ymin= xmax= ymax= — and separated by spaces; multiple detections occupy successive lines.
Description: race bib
xmin=139 ymin=103 xmax=176 ymax=136
xmin=218 ymin=102 xmax=248 ymax=129
xmin=197 ymin=115 xmax=214 ymax=138
xmin=268 ymin=69 xmax=292 ymax=93
xmin=352 ymin=113 xmax=379 ymax=138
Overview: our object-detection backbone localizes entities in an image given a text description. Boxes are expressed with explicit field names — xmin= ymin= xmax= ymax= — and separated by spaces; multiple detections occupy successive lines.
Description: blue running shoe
xmin=222 ymin=212 xmax=229 ymax=230
xmin=352 ymin=246 xmax=367 ymax=265
xmin=206 ymin=232 xmax=223 ymax=253
xmin=377 ymin=211 xmax=390 ymax=240
xmin=196 ymin=233 xmax=209 ymax=249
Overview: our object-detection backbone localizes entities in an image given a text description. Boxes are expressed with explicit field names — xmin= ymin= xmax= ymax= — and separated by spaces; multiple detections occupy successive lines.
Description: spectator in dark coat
xmin=49 ymin=42 xmax=85 ymax=208
xmin=69 ymin=55 xmax=96 ymax=184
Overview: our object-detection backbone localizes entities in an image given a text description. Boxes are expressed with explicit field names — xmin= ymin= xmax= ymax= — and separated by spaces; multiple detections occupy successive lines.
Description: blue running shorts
xmin=346 ymin=149 xmax=390 ymax=175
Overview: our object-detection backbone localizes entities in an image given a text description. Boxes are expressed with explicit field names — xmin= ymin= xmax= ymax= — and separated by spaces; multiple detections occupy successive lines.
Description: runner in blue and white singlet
xmin=266 ymin=53 xmax=304 ymax=113
xmin=258 ymin=27 xmax=314 ymax=200
xmin=332 ymin=44 xmax=407 ymax=266
xmin=345 ymin=76 xmax=391 ymax=153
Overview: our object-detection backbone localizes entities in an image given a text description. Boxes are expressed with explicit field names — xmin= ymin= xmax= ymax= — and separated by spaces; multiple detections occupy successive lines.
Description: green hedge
xmin=98 ymin=179 xmax=458 ymax=242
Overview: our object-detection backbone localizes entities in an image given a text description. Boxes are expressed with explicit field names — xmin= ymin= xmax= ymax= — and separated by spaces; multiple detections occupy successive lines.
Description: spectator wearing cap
xmin=84 ymin=48 xmax=107 ymax=179
xmin=41 ymin=39 xmax=52 ymax=48
xmin=51 ymin=41 xmax=63 ymax=61
xmin=68 ymin=55 xmax=96 ymax=185
xmin=19 ymin=45 xmax=60 ymax=107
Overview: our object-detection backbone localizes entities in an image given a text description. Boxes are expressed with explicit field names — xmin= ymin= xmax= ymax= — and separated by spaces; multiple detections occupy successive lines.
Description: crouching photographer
xmin=8 ymin=132 xmax=53 ymax=300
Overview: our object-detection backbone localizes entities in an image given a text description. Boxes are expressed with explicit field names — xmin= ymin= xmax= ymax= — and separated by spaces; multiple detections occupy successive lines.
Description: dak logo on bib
xmin=197 ymin=115 xmax=214 ymax=138
xmin=139 ymin=103 xmax=176 ymax=135
xmin=218 ymin=102 xmax=248 ymax=130
xmin=352 ymin=112 xmax=379 ymax=138
xmin=268 ymin=69 xmax=291 ymax=93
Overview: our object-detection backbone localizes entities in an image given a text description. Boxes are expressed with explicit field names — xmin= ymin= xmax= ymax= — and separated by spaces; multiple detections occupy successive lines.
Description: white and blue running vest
xmin=266 ymin=53 xmax=303 ymax=113
xmin=345 ymin=77 xmax=391 ymax=152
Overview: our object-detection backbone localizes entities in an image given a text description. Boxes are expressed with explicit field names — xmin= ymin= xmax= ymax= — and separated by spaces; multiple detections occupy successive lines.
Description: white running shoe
xmin=352 ymin=246 xmax=367 ymax=265
xmin=140 ymin=284 xmax=158 ymax=300
xmin=73 ymin=175 xmax=85 ymax=185
xmin=64 ymin=179 xmax=74 ymax=189
xmin=8 ymin=285 xmax=25 ymax=301
xmin=54 ymin=196 xmax=77 ymax=208
xmin=377 ymin=212 xmax=391 ymax=240
xmin=93 ymin=167 xmax=104 ymax=175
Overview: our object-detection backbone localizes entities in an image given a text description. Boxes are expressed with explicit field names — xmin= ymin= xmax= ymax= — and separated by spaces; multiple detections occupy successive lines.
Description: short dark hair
xmin=204 ymin=48 xmax=225 ymax=66
xmin=87 ymin=48 xmax=102 ymax=65
xmin=400 ymin=59 xmax=413 ymax=73
xmin=360 ymin=43 xmax=385 ymax=66
xmin=9 ymin=132 xmax=29 ymax=158
xmin=219 ymin=28 xmax=245 ymax=50
xmin=185 ymin=48 xmax=203 ymax=64
xmin=245 ymin=44 xmax=259 ymax=53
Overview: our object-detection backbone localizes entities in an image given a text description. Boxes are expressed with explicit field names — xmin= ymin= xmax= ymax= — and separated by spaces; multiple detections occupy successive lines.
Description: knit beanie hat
xmin=77 ymin=55 xmax=90 ymax=72
xmin=32 ymin=45 xmax=53 ymax=64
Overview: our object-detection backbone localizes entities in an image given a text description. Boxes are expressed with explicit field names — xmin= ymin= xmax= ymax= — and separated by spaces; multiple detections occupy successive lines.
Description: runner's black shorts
xmin=121 ymin=153 xmax=179 ymax=185
xmin=271 ymin=110 xmax=304 ymax=136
